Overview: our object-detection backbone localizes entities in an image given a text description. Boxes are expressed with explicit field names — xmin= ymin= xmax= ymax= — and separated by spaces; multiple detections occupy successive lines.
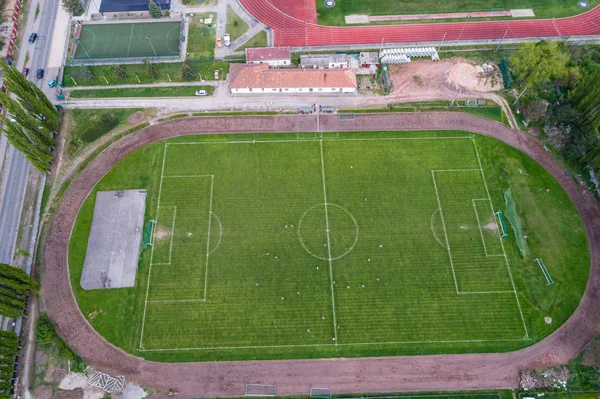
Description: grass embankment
xmin=69 ymin=130 xmax=588 ymax=363
xmin=235 ymin=30 xmax=268 ymax=52
xmin=63 ymin=60 xmax=228 ymax=87
xmin=69 ymin=86 xmax=214 ymax=98
xmin=226 ymin=5 xmax=249 ymax=41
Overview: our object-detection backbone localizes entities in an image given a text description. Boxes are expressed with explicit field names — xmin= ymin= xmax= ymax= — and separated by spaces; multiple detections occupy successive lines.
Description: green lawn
xmin=68 ymin=130 xmax=589 ymax=362
xmin=226 ymin=5 xmax=249 ymax=41
xmin=68 ymin=109 xmax=141 ymax=155
xmin=63 ymin=60 xmax=228 ymax=87
xmin=316 ymin=0 xmax=600 ymax=25
xmin=187 ymin=14 xmax=216 ymax=58
xmin=235 ymin=30 xmax=267 ymax=52
xmin=68 ymin=86 xmax=214 ymax=98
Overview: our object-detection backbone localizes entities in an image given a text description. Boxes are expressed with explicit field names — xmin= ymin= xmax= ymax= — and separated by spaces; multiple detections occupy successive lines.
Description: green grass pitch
xmin=69 ymin=131 xmax=589 ymax=362
xmin=74 ymin=21 xmax=181 ymax=60
xmin=315 ymin=0 xmax=600 ymax=25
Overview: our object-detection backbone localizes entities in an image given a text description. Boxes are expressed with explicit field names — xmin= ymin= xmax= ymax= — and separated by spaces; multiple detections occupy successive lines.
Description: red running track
xmin=239 ymin=0 xmax=600 ymax=47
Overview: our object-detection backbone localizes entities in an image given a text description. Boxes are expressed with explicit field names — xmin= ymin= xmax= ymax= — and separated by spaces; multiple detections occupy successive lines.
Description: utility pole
xmin=456 ymin=15 xmax=471 ymax=42
xmin=437 ymin=32 xmax=447 ymax=52
xmin=495 ymin=29 xmax=509 ymax=51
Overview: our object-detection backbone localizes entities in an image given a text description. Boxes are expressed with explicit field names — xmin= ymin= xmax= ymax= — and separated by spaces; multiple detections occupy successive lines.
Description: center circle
xmin=298 ymin=203 xmax=358 ymax=261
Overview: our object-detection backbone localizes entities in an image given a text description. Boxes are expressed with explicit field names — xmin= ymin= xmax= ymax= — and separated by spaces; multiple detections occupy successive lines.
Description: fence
xmin=67 ymin=55 xmax=183 ymax=66
xmin=498 ymin=56 xmax=512 ymax=88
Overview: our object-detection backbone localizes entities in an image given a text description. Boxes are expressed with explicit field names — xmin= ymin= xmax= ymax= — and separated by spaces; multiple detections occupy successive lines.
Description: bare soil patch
xmin=388 ymin=58 xmax=502 ymax=97
xmin=582 ymin=339 xmax=600 ymax=366
xmin=483 ymin=222 xmax=498 ymax=231
xmin=127 ymin=111 xmax=145 ymax=125
xmin=154 ymin=224 xmax=171 ymax=241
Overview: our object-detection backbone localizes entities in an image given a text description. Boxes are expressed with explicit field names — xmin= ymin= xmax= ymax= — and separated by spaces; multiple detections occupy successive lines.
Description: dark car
xmin=21 ymin=67 xmax=29 ymax=78
xmin=28 ymin=32 xmax=37 ymax=43
xmin=36 ymin=68 xmax=44 ymax=79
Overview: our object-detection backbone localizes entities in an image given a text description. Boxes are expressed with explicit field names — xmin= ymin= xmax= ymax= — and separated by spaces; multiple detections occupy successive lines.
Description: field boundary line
xmin=433 ymin=169 xmax=481 ymax=173
xmin=163 ymin=175 xmax=215 ymax=178
xmin=431 ymin=171 xmax=459 ymax=294
xmin=204 ymin=175 xmax=215 ymax=302
xmin=320 ymin=139 xmax=338 ymax=344
xmin=139 ymin=142 xmax=168 ymax=350
xmin=167 ymin=136 xmax=472 ymax=146
xmin=147 ymin=299 xmax=205 ymax=303
xmin=472 ymin=137 xmax=529 ymax=339
xmin=457 ymin=290 xmax=514 ymax=295
xmin=138 ymin=337 xmax=530 ymax=352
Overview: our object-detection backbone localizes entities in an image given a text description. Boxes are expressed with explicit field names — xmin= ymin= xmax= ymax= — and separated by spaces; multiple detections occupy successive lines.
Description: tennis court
xmin=74 ymin=21 xmax=182 ymax=60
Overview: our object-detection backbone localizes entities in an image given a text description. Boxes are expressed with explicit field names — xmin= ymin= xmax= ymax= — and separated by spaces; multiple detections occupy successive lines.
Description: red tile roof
xmin=229 ymin=64 xmax=357 ymax=89
xmin=245 ymin=47 xmax=291 ymax=62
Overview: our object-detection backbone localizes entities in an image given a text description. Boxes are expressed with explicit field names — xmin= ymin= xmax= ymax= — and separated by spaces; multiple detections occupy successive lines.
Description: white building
xmin=229 ymin=64 xmax=357 ymax=94
xmin=300 ymin=54 xmax=348 ymax=69
xmin=245 ymin=47 xmax=291 ymax=66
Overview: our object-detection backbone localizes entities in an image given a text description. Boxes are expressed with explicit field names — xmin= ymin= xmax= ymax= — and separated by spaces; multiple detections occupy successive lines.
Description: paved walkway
xmin=42 ymin=113 xmax=600 ymax=399
xmin=66 ymin=80 xmax=219 ymax=92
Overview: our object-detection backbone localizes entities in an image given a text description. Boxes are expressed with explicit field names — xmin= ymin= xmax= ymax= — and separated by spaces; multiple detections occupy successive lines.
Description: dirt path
xmin=41 ymin=114 xmax=600 ymax=398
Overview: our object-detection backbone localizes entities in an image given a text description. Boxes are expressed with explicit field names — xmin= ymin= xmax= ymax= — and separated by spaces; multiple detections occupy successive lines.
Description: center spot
xmin=298 ymin=203 xmax=358 ymax=261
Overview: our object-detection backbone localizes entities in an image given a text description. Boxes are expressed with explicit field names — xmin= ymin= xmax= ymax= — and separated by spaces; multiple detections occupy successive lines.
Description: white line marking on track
xmin=167 ymin=136 xmax=472 ymax=145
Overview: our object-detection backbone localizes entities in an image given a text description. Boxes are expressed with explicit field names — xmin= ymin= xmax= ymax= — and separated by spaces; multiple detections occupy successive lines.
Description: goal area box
xmin=80 ymin=190 xmax=147 ymax=290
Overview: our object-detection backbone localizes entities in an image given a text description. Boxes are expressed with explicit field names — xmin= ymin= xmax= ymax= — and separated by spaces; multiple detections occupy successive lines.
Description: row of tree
xmin=0 ymin=330 xmax=19 ymax=398
xmin=0 ymin=61 xmax=58 ymax=173
xmin=510 ymin=42 xmax=600 ymax=169
xmin=0 ymin=264 xmax=38 ymax=319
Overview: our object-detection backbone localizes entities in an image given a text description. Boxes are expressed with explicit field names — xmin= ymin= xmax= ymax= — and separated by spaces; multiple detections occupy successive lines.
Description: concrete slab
xmin=81 ymin=190 xmax=146 ymax=290
xmin=510 ymin=9 xmax=535 ymax=17
xmin=345 ymin=14 xmax=369 ymax=24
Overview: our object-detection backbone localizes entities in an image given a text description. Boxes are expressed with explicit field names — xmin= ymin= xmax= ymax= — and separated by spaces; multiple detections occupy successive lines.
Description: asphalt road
xmin=0 ymin=0 xmax=60 ymax=264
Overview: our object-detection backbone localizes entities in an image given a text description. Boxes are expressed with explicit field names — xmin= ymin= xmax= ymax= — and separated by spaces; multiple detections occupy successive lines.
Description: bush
xmin=35 ymin=316 xmax=55 ymax=344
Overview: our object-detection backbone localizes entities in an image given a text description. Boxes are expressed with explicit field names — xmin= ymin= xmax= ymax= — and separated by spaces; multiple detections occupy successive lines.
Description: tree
xmin=35 ymin=316 xmax=56 ymax=344
xmin=113 ymin=65 xmax=127 ymax=80
xmin=570 ymin=65 xmax=600 ymax=130
xmin=524 ymin=99 xmax=549 ymax=123
xmin=510 ymin=41 xmax=570 ymax=90
xmin=61 ymin=0 xmax=83 ymax=15
xmin=144 ymin=60 xmax=160 ymax=79
xmin=0 ymin=61 xmax=58 ymax=172
xmin=544 ymin=103 xmax=596 ymax=164
xmin=180 ymin=62 xmax=196 ymax=80
xmin=149 ymin=0 xmax=162 ymax=18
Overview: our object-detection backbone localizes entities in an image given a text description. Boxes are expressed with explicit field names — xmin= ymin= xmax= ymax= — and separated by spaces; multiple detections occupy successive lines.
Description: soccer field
xmin=69 ymin=131 xmax=589 ymax=362
xmin=74 ymin=21 xmax=181 ymax=60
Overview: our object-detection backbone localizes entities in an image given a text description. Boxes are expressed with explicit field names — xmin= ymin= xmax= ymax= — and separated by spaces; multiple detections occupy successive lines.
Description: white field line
xmin=457 ymin=290 xmax=515 ymax=295
xmin=167 ymin=136 xmax=472 ymax=146
xmin=319 ymin=139 xmax=338 ymax=344
xmin=472 ymin=199 xmax=489 ymax=257
xmin=430 ymin=209 xmax=447 ymax=249
xmin=139 ymin=142 xmax=168 ymax=350
xmin=431 ymin=171 xmax=459 ymax=294
xmin=147 ymin=299 xmax=205 ymax=303
xmin=473 ymin=198 xmax=504 ymax=257
xmin=162 ymin=175 xmax=215 ymax=178
xmin=168 ymin=206 xmax=177 ymax=264
xmin=431 ymin=169 xmax=481 ymax=173
xmin=471 ymin=138 xmax=529 ymax=339
xmin=138 ymin=337 xmax=531 ymax=352
xmin=203 ymin=175 xmax=214 ymax=302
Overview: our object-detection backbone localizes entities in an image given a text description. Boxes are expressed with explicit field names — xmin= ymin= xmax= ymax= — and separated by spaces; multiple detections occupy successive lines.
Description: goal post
xmin=245 ymin=384 xmax=276 ymax=397
xmin=144 ymin=220 xmax=155 ymax=247
xmin=310 ymin=388 xmax=332 ymax=398
xmin=534 ymin=258 xmax=554 ymax=285
xmin=494 ymin=211 xmax=508 ymax=238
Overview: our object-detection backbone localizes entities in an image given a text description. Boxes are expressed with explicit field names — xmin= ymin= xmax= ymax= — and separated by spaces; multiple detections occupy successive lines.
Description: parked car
xmin=36 ymin=69 xmax=44 ymax=79
xmin=195 ymin=90 xmax=207 ymax=96
xmin=48 ymin=79 xmax=57 ymax=88
xmin=216 ymin=36 xmax=223 ymax=48
xmin=28 ymin=32 xmax=37 ymax=43
xmin=214 ymin=70 xmax=219 ymax=79
xmin=223 ymin=33 xmax=231 ymax=46
xmin=21 ymin=67 xmax=29 ymax=77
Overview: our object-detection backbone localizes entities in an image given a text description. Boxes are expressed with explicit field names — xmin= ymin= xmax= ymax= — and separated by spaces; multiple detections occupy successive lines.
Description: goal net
xmin=245 ymin=384 xmax=276 ymax=397
xmin=310 ymin=388 xmax=332 ymax=398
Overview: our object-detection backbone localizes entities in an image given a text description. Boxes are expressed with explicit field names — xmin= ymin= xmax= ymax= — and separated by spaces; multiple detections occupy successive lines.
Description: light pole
xmin=456 ymin=15 xmax=470 ymax=42
xmin=146 ymin=35 xmax=158 ymax=60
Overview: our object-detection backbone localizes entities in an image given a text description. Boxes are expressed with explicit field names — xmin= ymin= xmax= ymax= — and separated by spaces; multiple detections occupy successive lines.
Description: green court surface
xmin=316 ymin=0 xmax=600 ymax=25
xmin=74 ymin=21 xmax=181 ymax=59
xmin=68 ymin=130 xmax=589 ymax=362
